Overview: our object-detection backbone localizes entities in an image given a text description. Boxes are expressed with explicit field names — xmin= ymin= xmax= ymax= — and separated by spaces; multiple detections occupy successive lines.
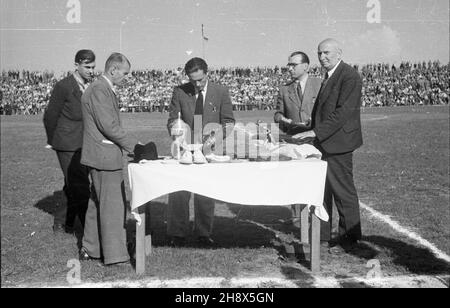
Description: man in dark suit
xmin=274 ymin=51 xmax=322 ymax=135
xmin=293 ymin=39 xmax=363 ymax=250
xmin=79 ymin=53 xmax=140 ymax=265
xmin=166 ymin=57 xmax=235 ymax=247
xmin=43 ymin=50 xmax=96 ymax=233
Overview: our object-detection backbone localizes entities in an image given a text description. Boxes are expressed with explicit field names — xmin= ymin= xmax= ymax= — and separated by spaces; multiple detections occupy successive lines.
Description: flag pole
xmin=201 ymin=24 xmax=205 ymax=60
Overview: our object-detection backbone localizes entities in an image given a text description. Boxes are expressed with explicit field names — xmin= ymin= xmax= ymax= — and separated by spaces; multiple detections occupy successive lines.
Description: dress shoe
xmin=169 ymin=236 xmax=186 ymax=247
xmin=52 ymin=223 xmax=65 ymax=233
xmin=79 ymin=247 xmax=100 ymax=261
xmin=340 ymin=238 xmax=360 ymax=253
xmin=197 ymin=236 xmax=216 ymax=247
xmin=64 ymin=224 xmax=75 ymax=234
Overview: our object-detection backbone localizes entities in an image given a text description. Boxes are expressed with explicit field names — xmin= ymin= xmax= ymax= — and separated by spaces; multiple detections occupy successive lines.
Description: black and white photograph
xmin=1 ymin=0 xmax=449 ymax=291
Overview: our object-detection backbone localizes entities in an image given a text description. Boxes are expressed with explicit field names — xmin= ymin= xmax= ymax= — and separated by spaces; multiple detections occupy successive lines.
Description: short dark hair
xmin=184 ymin=57 xmax=208 ymax=75
xmin=289 ymin=51 xmax=310 ymax=65
xmin=104 ymin=53 xmax=131 ymax=72
xmin=75 ymin=49 xmax=96 ymax=64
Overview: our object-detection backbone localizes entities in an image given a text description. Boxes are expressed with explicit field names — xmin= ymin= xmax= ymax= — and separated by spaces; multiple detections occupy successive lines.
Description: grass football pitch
xmin=1 ymin=106 xmax=449 ymax=287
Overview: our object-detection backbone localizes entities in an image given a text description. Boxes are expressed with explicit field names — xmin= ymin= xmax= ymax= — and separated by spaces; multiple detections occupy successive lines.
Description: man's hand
xmin=274 ymin=113 xmax=292 ymax=124
xmin=292 ymin=130 xmax=316 ymax=140
xmin=170 ymin=119 xmax=188 ymax=137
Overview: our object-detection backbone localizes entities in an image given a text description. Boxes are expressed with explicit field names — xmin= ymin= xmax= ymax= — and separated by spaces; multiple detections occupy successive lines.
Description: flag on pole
xmin=202 ymin=24 xmax=209 ymax=41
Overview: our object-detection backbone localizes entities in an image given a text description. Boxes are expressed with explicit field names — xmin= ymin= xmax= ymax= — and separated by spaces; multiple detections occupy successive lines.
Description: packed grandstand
xmin=1 ymin=61 xmax=448 ymax=115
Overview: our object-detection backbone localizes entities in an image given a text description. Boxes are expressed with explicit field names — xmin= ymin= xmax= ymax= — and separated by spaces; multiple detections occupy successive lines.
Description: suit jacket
xmin=275 ymin=76 xmax=322 ymax=134
xmin=312 ymin=61 xmax=363 ymax=154
xmin=43 ymin=74 xmax=84 ymax=151
xmin=81 ymin=76 xmax=137 ymax=171
xmin=167 ymin=81 xmax=235 ymax=137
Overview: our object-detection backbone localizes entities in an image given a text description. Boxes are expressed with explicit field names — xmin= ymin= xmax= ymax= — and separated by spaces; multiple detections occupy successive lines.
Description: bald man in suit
xmin=294 ymin=39 xmax=363 ymax=251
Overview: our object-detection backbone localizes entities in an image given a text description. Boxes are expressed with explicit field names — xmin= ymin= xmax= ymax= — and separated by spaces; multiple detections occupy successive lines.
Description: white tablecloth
xmin=128 ymin=159 xmax=329 ymax=221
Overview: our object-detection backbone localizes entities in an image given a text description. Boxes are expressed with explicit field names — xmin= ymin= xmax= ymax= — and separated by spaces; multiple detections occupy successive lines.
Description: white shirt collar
xmin=196 ymin=80 xmax=208 ymax=104
xmin=102 ymin=75 xmax=116 ymax=94
xmin=298 ymin=74 xmax=309 ymax=94
xmin=327 ymin=60 xmax=342 ymax=79
xmin=73 ymin=72 xmax=88 ymax=92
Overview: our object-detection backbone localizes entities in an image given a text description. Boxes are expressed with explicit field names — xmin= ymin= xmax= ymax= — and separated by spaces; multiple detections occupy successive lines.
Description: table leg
xmin=292 ymin=204 xmax=301 ymax=229
xmin=135 ymin=206 xmax=146 ymax=275
xmin=145 ymin=205 xmax=152 ymax=256
xmin=300 ymin=204 xmax=309 ymax=244
xmin=310 ymin=210 xmax=321 ymax=273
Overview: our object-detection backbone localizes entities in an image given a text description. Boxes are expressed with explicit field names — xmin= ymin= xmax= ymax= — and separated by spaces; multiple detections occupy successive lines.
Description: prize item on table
xmin=249 ymin=139 xmax=321 ymax=161
xmin=133 ymin=142 xmax=158 ymax=163
xmin=170 ymin=112 xmax=187 ymax=160
xmin=179 ymin=150 xmax=193 ymax=165
xmin=170 ymin=112 xmax=186 ymax=137
xmin=205 ymin=153 xmax=232 ymax=163
xmin=193 ymin=149 xmax=208 ymax=164
xmin=179 ymin=143 xmax=207 ymax=165
xmin=275 ymin=143 xmax=322 ymax=160
xmin=202 ymin=130 xmax=216 ymax=156
xmin=171 ymin=139 xmax=182 ymax=160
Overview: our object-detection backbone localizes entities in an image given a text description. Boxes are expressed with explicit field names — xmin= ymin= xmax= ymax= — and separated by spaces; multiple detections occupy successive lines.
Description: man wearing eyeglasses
xmin=274 ymin=51 xmax=322 ymax=135
xmin=274 ymin=52 xmax=322 ymax=229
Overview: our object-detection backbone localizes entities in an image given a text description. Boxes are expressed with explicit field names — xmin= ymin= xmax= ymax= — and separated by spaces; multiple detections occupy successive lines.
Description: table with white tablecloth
xmin=128 ymin=159 xmax=328 ymax=274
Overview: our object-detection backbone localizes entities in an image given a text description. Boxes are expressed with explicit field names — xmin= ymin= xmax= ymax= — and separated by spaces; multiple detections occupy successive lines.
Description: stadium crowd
xmin=1 ymin=61 xmax=448 ymax=115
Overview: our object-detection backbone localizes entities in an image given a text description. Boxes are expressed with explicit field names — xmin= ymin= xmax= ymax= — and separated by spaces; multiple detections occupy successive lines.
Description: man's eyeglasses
xmin=287 ymin=62 xmax=305 ymax=68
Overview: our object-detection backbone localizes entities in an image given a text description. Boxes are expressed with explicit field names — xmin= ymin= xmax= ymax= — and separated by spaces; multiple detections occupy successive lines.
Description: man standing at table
xmin=166 ymin=57 xmax=235 ymax=247
xmin=79 ymin=53 xmax=140 ymax=265
xmin=274 ymin=51 xmax=322 ymax=228
xmin=43 ymin=49 xmax=96 ymax=234
xmin=274 ymin=51 xmax=322 ymax=135
xmin=293 ymin=39 xmax=363 ymax=251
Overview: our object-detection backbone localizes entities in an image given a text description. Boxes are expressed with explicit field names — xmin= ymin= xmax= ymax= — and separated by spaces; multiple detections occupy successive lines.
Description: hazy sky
xmin=1 ymin=0 xmax=449 ymax=72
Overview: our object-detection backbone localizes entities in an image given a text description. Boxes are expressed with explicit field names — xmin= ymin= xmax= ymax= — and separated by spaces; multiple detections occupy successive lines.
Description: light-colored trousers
xmin=82 ymin=168 xmax=129 ymax=265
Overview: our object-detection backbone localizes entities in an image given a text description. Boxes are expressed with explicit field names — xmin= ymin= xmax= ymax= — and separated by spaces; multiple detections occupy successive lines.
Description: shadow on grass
xmin=361 ymin=235 xmax=450 ymax=275
xmin=137 ymin=202 xmax=313 ymax=265
xmin=137 ymin=202 xmax=298 ymax=248
xmin=34 ymin=190 xmax=65 ymax=217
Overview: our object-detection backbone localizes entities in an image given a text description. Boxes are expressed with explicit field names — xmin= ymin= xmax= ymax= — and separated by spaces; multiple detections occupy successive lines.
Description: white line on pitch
xmin=13 ymin=275 xmax=448 ymax=288
xmin=360 ymin=202 xmax=450 ymax=263
xmin=364 ymin=116 xmax=389 ymax=122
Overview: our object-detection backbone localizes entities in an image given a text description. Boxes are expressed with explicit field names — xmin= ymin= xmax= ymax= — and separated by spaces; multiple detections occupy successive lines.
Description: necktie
xmin=195 ymin=90 xmax=203 ymax=115
xmin=319 ymin=72 xmax=329 ymax=96
xmin=297 ymin=82 xmax=303 ymax=103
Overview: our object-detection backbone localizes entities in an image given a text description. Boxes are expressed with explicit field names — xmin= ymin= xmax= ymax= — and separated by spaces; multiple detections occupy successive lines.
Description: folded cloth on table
xmin=272 ymin=144 xmax=322 ymax=160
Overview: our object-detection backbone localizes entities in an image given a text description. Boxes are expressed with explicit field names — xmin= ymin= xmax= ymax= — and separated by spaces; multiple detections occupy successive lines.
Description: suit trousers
xmin=320 ymin=151 xmax=362 ymax=242
xmin=82 ymin=168 xmax=129 ymax=264
xmin=55 ymin=150 xmax=90 ymax=227
xmin=167 ymin=191 xmax=215 ymax=238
